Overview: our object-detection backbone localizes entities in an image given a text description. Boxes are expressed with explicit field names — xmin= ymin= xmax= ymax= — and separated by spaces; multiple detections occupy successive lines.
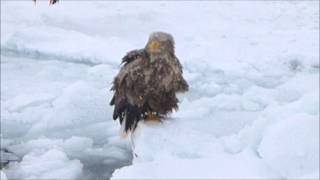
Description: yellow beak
xmin=148 ymin=41 xmax=161 ymax=52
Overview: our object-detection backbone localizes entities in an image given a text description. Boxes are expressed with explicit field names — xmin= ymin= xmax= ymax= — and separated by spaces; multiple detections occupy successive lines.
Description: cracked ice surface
xmin=1 ymin=1 xmax=319 ymax=180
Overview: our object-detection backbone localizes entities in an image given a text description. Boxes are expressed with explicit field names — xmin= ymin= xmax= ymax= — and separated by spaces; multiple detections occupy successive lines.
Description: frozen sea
xmin=1 ymin=1 xmax=319 ymax=180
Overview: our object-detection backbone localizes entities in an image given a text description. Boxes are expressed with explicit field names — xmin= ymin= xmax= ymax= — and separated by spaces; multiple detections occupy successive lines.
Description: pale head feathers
xmin=145 ymin=32 xmax=175 ymax=55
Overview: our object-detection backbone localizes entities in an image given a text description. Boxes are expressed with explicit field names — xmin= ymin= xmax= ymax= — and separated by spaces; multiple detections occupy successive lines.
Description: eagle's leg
xmin=130 ymin=131 xmax=138 ymax=157
xmin=145 ymin=112 xmax=161 ymax=123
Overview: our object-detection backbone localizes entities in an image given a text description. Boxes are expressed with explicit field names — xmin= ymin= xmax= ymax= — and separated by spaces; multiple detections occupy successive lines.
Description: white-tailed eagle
xmin=110 ymin=32 xmax=189 ymax=132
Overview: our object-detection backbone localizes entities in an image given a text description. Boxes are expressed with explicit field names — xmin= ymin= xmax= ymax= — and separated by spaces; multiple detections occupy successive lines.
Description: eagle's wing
xmin=172 ymin=56 xmax=189 ymax=92
xmin=110 ymin=49 xmax=149 ymax=132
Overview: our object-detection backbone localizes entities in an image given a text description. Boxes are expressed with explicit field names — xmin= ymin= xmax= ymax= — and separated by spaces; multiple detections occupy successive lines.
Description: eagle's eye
xmin=148 ymin=40 xmax=162 ymax=53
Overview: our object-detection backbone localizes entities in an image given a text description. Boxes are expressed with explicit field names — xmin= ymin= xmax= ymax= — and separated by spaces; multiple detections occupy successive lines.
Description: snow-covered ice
xmin=1 ymin=170 xmax=8 ymax=180
xmin=1 ymin=1 xmax=319 ymax=180
xmin=4 ymin=149 xmax=83 ymax=179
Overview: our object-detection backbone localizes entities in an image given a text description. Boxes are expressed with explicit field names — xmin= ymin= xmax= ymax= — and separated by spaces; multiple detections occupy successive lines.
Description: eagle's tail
xmin=112 ymin=99 xmax=143 ymax=133
xmin=123 ymin=105 xmax=141 ymax=132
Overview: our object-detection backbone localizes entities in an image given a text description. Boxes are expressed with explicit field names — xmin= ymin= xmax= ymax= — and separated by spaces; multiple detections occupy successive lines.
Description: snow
xmin=1 ymin=171 xmax=8 ymax=180
xmin=4 ymin=149 xmax=83 ymax=179
xmin=259 ymin=114 xmax=319 ymax=178
xmin=113 ymin=150 xmax=280 ymax=179
xmin=1 ymin=1 xmax=319 ymax=180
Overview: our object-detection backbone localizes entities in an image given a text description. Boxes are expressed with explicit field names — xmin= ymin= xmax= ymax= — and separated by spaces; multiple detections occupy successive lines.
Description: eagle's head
xmin=145 ymin=32 xmax=175 ymax=55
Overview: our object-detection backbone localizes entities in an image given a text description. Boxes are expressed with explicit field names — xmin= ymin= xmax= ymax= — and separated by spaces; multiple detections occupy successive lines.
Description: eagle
xmin=110 ymin=32 xmax=189 ymax=133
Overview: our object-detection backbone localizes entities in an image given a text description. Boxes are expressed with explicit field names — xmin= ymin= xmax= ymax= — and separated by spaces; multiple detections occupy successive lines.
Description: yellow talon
xmin=145 ymin=112 xmax=161 ymax=123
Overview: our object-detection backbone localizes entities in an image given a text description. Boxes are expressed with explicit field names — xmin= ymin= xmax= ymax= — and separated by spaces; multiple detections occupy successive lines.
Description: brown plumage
xmin=110 ymin=32 xmax=189 ymax=132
